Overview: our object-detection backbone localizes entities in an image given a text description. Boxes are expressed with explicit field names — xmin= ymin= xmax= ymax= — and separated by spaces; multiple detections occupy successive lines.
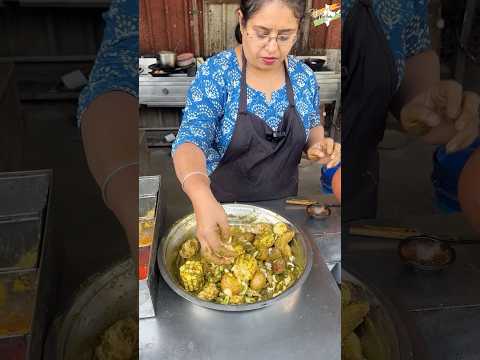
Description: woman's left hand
xmin=401 ymin=80 xmax=479 ymax=153
xmin=307 ymin=137 xmax=341 ymax=168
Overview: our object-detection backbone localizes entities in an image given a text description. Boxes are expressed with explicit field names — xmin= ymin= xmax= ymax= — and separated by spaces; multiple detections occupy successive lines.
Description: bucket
xmin=432 ymin=138 xmax=480 ymax=213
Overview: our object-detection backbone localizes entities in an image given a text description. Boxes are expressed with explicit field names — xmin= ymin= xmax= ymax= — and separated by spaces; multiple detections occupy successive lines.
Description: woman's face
xmin=240 ymin=0 xmax=299 ymax=71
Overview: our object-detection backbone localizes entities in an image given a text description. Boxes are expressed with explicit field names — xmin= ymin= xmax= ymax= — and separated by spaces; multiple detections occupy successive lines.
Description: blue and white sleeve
xmin=171 ymin=60 xmax=225 ymax=156
xmin=405 ymin=0 xmax=432 ymax=57
xmin=77 ymin=0 xmax=138 ymax=125
xmin=310 ymin=73 xmax=322 ymax=128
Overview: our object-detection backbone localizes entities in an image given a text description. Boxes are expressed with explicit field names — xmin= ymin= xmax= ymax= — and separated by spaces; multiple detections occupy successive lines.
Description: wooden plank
xmin=225 ymin=3 xmax=238 ymax=49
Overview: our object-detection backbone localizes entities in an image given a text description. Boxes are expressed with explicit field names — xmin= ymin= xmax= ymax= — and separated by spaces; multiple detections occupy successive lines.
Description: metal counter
xmin=343 ymin=214 xmax=480 ymax=360
xmin=139 ymin=150 xmax=341 ymax=360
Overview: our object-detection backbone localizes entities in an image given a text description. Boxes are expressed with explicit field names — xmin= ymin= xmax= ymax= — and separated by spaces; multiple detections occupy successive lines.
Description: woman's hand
xmin=192 ymin=190 xmax=236 ymax=265
xmin=401 ymin=80 xmax=479 ymax=153
xmin=182 ymin=172 xmax=235 ymax=265
xmin=307 ymin=137 xmax=341 ymax=168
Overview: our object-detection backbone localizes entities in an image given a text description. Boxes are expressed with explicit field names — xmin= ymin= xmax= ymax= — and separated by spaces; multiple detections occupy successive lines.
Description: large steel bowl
xmin=342 ymin=270 xmax=413 ymax=360
xmin=158 ymin=203 xmax=313 ymax=311
xmin=54 ymin=259 xmax=137 ymax=360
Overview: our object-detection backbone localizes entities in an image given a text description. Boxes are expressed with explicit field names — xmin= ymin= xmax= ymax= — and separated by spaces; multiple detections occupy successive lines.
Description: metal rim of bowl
xmin=397 ymin=235 xmax=456 ymax=271
xmin=55 ymin=259 xmax=137 ymax=359
xmin=158 ymin=203 xmax=313 ymax=312
xmin=342 ymin=269 xmax=413 ymax=360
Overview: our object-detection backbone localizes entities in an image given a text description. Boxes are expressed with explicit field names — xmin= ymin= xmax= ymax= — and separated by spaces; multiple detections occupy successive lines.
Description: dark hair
xmin=235 ymin=0 xmax=306 ymax=43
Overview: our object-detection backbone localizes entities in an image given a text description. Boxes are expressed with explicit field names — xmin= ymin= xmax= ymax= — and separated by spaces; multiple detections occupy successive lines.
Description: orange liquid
xmin=139 ymin=245 xmax=151 ymax=280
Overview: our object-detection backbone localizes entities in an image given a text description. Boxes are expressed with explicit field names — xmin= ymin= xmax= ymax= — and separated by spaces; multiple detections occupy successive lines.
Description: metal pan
xmin=54 ymin=259 xmax=137 ymax=360
xmin=342 ymin=270 xmax=413 ymax=360
xmin=157 ymin=203 xmax=313 ymax=312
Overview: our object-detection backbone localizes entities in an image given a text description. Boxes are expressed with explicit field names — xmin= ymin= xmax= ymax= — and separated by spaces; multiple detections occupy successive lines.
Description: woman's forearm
xmin=81 ymin=92 xmax=138 ymax=184
xmin=390 ymin=50 xmax=441 ymax=120
xmin=172 ymin=142 xmax=213 ymax=205
xmin=80 ymin=91 xmax=138 ymax=256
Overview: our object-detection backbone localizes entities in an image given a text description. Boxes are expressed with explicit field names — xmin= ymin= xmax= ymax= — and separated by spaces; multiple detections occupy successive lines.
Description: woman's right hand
xmin=191 ymin=189 xmax=236 ymax=265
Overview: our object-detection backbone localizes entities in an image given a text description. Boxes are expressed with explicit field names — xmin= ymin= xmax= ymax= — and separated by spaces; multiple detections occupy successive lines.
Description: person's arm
xmin=389 ymin=2 xmax=478 ymax=153
xmin=81 ymin=92 xmax=138 ymax=257
xmin=171 ymin=60 xmax=235 ymax=263
xmin=77 ymin=0 xmax=138 ymax=257
xmin=390 ymin=50 xmax=440 ymax=120
xmin=305 ymin=72 xmax=341 ymax=168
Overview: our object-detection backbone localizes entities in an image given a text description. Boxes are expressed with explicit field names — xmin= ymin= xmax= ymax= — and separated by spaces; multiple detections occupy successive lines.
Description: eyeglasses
xmin=245 ymin=28 xmax=297 ymax=48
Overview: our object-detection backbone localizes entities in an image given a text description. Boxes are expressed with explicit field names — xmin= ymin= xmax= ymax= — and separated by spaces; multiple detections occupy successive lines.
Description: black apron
xmin=342 ymin=0 xmax=398 ymax=222
xmin=210 ymin=50 xmax=306 ymax=203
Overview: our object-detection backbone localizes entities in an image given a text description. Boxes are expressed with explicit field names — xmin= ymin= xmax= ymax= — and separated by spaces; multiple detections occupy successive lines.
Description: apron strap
xmin=239 ymin=49 xmax=248 ymax=114
xmin=359 ymin=0 xmax=372 ymax=7
xmin=284 ymin=61 xmax=295 ymax=107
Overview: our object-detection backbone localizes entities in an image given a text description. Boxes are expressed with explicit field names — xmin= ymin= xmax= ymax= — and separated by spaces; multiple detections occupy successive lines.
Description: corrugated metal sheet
xmin=140 ymin=0 xmax=203 ymax=55
xmin=203 ymin=0 xmax=239 ymax=56
xmin=139 ymin=0 xmax=341 ymax=56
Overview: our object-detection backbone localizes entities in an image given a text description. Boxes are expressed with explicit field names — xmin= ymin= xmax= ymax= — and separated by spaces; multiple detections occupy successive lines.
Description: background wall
xmin=139 ymin=0 xmax=341 ymax=56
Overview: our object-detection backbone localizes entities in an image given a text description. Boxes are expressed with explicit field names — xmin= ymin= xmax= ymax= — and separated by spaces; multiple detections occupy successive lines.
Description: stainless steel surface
xmin=55 ymin=259 xmax=137 ymax=360
xmin=0 ymin=169 xmax=53 ymax=360
xmin=342 ymin=270 xmax=414 ymax=360
xmin=343 ymin=214 xmax=480 ymax=359
xmin=141 ymin=236 xmax=340 ymax=360
xmin=29 ymin=170 xmax=55 ymax=360
xmin=139 ymin=151 xmax=341 ymax=359
xmin=139 ymin=175 xmax=162 ymax=319
xmin=0 ymin=213 xmax=42 ymax=270
xmin=139 ymin=71 xmax=341 ymax=107
xmin=139 ymin=280 xmax=155 ymax=319
xmin=158 ymin=203 xmax=313 ymax=312
xmin=264 ymin=200 xmax=341 ymax=270
xmin=0 ymin=170 xmax=50 ymax=217
xmin=157 ymin=51 xmax=176 ymax=69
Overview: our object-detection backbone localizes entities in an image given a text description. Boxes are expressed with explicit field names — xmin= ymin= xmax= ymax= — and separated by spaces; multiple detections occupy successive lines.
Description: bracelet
xmin=102 ymin=161 xmax=138 ymax=206
xmin=181 ymin=171 xmax=210 ymax=190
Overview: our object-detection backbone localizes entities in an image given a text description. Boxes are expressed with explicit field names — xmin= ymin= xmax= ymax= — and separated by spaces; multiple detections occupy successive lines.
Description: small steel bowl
xmin=398 ymin=235 xmax=456 ymax=271
xmin=306 ymin=204 xmax=332 ymax=220
xmin=157 ymin=204 xmax=313 ymax=312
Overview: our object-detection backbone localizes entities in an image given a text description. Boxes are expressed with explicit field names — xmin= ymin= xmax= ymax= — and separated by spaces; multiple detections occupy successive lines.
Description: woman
xmin=172 ymin=0 xmax=340 ymax=263
xmin=341 ymin=0 xmax=479 ymax=221
xmin=79 ymin=0 xmax=139 ymax=258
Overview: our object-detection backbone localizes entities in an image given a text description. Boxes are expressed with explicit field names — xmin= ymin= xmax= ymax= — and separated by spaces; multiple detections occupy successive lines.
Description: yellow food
xmin=342 ymin=302 xmax=370 ymax=340
xmin=176 ymin=222 xmax=302 ymax=305
xmin=232 ymin=254 xmax=257 ymax=281
xmin=198 ymin=282 xmax=219 ymax=301
xmin=341 ymin=282 xmax=352 ymax=307
xmin=254 ymin=232 xmax=275 ymax=249
xmin=360 ymin=317 xmax=388 ymax=360
xmin=340 ymin=281 xmax=388 ymax=360
xmin=179 ymin=260 xmax=204 ymax=292
xmin=273 ymin=222 xmax=288 ymax=235
xmin=342 ymin=332 xmax=363 ymax=360
xmin=220 ymin=273 xmax=242 ymax=296
xmin=179 ymin=238 xmax=200 ymax=259
xmin=250 ymin=271 xmax=266 ymax=290
xmin=95 ymin=317 xmax=138 ymax=360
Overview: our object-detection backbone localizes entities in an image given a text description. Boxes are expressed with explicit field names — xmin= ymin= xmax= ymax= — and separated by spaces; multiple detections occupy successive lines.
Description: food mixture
xmin=139 ymin=208 xmax=156 ymax=247
xmin=341 ymin=281 xmax=390 ymax=360
xmin=95 ymin=317 xmax=138 ymax=360
xmin=177 ymin=222 xmax=303 ymax=305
